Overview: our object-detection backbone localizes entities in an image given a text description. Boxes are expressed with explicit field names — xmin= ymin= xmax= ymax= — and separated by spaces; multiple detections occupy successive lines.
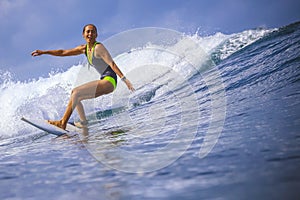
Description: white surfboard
xmin=21 ymin=117 xmax=71 ymax=136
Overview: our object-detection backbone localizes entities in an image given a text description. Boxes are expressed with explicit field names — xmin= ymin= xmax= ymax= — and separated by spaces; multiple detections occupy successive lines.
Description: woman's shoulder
xmin=95 ymin=42 xmax=104 ymax=47
xmin=76 ymin=44 xmax=87 ymax=54
xmin=73 ymin=44 xmax=87 ymax=50
xmin=95 ymin=42 xmax=108 ymax=51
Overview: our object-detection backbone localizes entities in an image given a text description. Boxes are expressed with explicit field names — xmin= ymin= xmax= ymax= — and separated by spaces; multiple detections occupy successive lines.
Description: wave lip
xmin=210 ymin=28 xmax=276 ymax=63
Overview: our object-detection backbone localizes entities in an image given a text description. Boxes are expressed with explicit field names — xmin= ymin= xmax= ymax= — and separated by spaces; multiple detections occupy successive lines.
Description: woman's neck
xmin=87 ymin=41 xmax=97 ymax=51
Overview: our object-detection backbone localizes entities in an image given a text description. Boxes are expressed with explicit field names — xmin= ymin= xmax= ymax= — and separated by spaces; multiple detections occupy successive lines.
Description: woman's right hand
xmin=31 ymin=50 xmax=43 ymax=57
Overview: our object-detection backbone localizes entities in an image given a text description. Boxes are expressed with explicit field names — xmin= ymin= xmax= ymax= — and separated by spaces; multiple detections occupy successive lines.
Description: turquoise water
xmin=0 ymin=22 xmax=300 ymax=199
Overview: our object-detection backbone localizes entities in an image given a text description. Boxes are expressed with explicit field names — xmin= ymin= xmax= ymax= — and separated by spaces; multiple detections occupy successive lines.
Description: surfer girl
xmin=31 ymin=24 xmax=135 ymax=129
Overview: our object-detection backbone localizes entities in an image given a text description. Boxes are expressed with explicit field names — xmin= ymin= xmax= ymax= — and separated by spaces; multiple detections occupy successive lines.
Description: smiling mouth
xmin=86 ymin=35 xmax=95 ymax=42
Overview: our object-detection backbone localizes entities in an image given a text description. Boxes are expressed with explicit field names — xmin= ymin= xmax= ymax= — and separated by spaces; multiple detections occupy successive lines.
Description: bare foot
xmin=47 ymin=120 xmax=66 ymax=130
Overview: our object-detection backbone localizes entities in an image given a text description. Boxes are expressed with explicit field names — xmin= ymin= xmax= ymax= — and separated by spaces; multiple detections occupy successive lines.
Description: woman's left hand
xmin=124 ymin=79 xmax=135 ymax=92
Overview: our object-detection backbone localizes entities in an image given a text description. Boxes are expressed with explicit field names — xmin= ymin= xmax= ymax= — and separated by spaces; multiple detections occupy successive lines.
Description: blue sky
xmin=0 ymin=0 xmax=299 ymax=81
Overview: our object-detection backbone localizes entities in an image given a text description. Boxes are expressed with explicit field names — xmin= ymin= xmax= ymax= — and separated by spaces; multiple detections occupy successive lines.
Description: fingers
xmin=31 ymin=50 xmax=42 ymax=57
xmin=125 ymin=80 xmax=135 ymax=92
xmin=130 ymin=84 xmax=135 ymax=92
xmin=129 ymin=86 xmax=135 ymax=92
xmin=31 ymin=50 xmax=38 ymax=56
xmin=31 ymin=50 xmax=37 ymax=56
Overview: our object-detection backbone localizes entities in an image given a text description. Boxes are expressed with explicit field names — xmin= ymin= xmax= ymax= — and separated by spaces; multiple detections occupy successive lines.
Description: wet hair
xmin=82 ymin=24 xmax=98 ymax=34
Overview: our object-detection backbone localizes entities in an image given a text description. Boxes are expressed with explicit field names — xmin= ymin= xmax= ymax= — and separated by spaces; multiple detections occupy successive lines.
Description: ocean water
xmin=0 ymin=22 xmax=300 ymax=199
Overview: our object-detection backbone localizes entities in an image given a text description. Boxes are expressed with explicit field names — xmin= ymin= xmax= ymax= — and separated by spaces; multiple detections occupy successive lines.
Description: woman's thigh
xmin=73 ymin=79 xmax=114 ymax=101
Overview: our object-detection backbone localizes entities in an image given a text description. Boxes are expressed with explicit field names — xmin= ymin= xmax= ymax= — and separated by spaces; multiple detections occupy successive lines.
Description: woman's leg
xmin=76 ymin=101 xmax=87 ymax=122
xmin=48 ymin=79 xmax=114 ymax=129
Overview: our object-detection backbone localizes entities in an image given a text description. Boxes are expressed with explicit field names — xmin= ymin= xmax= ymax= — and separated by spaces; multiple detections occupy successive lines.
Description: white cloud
xmin=0 ymin=0 xmax=27 ymax=19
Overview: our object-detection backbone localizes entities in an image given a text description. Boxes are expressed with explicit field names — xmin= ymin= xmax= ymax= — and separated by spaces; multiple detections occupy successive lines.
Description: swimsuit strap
xmin=86 ymin=42 xmax=99 ymax=65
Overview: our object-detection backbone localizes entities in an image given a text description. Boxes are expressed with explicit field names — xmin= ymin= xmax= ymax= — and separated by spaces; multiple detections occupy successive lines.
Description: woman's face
xmin=83 ymin=25 xmax=97 ymax=44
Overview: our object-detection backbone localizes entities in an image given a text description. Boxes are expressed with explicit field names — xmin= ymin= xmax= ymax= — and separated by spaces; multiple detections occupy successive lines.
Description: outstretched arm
xmin=31 ymin=44 xmax=86 ymax=57
xmin=94 ymin=43 xmax=135 ymax=92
